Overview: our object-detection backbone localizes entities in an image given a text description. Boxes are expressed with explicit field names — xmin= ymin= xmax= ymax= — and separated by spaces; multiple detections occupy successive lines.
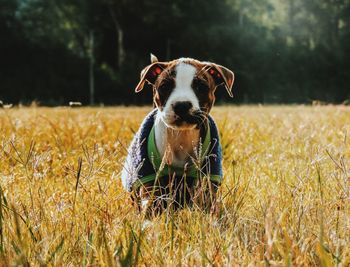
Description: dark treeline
xmin=1 ymin=0 xmax=350 ymax=105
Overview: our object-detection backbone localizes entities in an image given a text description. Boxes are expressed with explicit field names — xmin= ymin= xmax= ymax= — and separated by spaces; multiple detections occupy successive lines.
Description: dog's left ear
xmin=135 ymin=55 xmax=168 ymax=93
xmin=205 ymin=63 xmax=235 ymax=97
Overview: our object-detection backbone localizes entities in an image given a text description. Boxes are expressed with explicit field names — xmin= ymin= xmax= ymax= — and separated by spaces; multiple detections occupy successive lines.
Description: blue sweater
xmin=121 ymin=109 xmax=223 ymax=191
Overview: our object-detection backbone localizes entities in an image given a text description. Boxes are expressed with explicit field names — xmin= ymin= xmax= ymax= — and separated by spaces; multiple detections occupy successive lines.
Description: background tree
xmin=0 ymin=0 xmax=349 ymax=105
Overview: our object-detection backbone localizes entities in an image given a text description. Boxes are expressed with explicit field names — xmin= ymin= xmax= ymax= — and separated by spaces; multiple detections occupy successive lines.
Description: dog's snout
xmin=173 ymin=101 xmax=192 ymax=117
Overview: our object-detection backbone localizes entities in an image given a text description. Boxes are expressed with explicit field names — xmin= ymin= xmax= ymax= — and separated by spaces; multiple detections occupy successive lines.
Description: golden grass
xmin=0 ymin=105 xmax=349 ymax=266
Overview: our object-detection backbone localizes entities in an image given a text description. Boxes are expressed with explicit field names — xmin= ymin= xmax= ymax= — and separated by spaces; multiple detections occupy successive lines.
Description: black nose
xmin=173 ymin=101 xmax=193 ymax=118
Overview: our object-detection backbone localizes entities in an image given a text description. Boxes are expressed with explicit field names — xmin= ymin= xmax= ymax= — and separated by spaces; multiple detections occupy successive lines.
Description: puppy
xmin=121 ymin=55 xmax=234 ymax=216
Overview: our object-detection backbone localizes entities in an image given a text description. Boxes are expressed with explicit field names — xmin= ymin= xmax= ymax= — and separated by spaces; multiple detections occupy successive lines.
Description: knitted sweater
xmin=121 ymin=109 xmax=223 ymax=191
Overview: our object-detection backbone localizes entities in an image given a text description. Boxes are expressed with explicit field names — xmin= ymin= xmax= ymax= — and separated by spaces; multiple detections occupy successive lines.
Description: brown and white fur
xmin=129 ymin=55 xmax=234 ymax=215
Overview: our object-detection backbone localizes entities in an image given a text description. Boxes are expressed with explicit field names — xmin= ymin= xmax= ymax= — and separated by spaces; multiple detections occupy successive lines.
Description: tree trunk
xmin=89 ymin=30 xmax=95 ymax=105
xmin=239 ymin=12 xmax=244 ymax=27
xmin=117 ymin=26 xmax=125 ymax=68
xmin=287 ymin=0 xmax=296 ymax=45
xmin=109 ymin=7 xmax=125 ymax=69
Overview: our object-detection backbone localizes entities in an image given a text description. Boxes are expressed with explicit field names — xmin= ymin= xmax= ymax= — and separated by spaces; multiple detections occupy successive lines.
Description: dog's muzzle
xmin=172 ymin=101 xmax=206 ymax=127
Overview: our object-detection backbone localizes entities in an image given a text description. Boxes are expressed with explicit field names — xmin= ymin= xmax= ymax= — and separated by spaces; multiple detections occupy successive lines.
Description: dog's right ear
xmin=135 ymin=55 xmax=168 ymax=93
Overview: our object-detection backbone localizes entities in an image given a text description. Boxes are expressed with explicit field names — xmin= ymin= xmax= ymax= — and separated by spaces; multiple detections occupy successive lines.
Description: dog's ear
xmin=204 ymin=63 xmax=235 ymax=97
xmin=135 ymin=56 xmax=168 ymax=93
xmin=150 ymin=53 xmax=158 ymax=63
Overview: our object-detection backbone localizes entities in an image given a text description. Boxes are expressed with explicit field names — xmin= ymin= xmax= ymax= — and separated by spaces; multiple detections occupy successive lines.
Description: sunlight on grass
xmin=0 ymin=106 xmax=349 ymax=265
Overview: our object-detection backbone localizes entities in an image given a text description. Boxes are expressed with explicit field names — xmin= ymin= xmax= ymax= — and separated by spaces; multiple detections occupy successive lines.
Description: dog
xmin=121 ymin=55 xmax=234 ymax=216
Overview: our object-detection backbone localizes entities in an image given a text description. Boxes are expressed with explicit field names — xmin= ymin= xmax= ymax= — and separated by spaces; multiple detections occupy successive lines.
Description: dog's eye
xmin=193 ymin=79 xmax=209 ymax=94
xmin=158 ymin=79 xmax=174 ymax=92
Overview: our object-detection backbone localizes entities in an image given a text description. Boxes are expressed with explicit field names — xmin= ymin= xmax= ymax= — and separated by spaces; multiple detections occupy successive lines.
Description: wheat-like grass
xmin=0 ymin=105 xmax=349 ymax=266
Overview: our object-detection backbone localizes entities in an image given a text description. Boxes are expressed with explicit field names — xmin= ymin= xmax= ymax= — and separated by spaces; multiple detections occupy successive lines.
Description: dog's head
xmin=135 ymin=55 xmax=234 ymax=129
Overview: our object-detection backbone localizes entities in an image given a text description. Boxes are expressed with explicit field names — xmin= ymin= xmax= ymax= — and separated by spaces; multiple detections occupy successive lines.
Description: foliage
xmin=0 ymin=0 xmax=350 ymax=104
xmin=0 ymin=106 xmax=349 ymax=265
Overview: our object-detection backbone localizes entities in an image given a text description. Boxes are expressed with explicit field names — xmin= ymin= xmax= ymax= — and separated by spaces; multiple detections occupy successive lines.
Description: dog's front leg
xmin=135 ymin=182 xmax=166 ymax=218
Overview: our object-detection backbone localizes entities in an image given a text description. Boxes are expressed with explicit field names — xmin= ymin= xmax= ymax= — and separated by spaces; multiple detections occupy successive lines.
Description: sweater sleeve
xmin=207 ymin=115 xmax=223 ymax=182
xmin=121 ymin=109 xmax=157 ymax=191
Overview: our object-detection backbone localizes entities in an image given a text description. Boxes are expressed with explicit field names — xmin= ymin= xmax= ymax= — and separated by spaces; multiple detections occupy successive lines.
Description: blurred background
xmin=1 ymin=0 xmax=349 ymax=106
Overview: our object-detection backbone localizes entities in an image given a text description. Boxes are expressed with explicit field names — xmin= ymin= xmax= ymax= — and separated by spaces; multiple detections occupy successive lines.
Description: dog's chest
xmin=155 ymin=121 xmax=200 ymax=167
xmin=168 ymin=128 xmax=200 ymax=165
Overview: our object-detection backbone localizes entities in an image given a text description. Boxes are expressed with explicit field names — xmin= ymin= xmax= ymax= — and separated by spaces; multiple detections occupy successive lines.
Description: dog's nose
xmin=173 ymin=101 xmax=193 ymax=118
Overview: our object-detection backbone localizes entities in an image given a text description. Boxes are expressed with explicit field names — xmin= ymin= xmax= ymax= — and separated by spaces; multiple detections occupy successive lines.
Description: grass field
xmin=0 ymin=105 xmax=349 ymax=266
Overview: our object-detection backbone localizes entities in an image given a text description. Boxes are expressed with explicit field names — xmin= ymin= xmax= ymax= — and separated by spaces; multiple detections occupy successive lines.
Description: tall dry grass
xmin=0 ymin=106 xmax=349 ymax=266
